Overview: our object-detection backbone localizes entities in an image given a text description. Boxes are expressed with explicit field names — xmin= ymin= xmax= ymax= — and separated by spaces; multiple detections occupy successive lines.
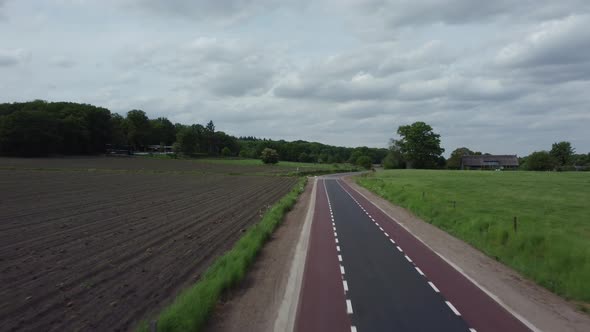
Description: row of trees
xmin=0 ymin=101 xmax=239 ymax=157
xmin=238 ymin=138 xmax=388 ymax=166
xmin=0 ymin=101 xmax=386 ymax=165
xmin=0 ymin=101 xmax=112 ymax=156
xmin=520 ymin=142 xmax=589 ymax=171
xmin=381 ymin=121 xmax=588 ymax=171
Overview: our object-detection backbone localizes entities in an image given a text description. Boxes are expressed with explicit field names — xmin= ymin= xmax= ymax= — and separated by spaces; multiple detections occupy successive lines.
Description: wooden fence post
xmin=513 ymin=216 xmax=517 ymax=233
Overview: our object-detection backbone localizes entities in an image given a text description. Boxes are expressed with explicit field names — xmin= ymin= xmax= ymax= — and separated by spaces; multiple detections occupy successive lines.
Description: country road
xmin=295 ymin=177 xmax=532 ymax=332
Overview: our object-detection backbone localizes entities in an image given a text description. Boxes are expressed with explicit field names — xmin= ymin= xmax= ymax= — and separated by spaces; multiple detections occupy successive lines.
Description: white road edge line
xmin=384 ymin=232 xmax=389 ymax=237
xmin=405 ymin=255 xmax=413 ymax=263
xmin=390 ymin=238 xmax=395 ymax=244
xmin=335 ymin=238 xmax=339 ymax=244
xmin=346 ymin=299 xmax=354 ymax=314
xmin=351 ymin=326 xmax=358 ymax=332
xmin=396 ymin=246 xmax=403 ymax=252
xmin=469 ymin=328 xmax=477 ymax=332
xmin=333 ymin=179 xmax=542 ymax=332
xmin=336 ymin=245 xmax=340 ymax=252
xmin=340 ymin=265 xmax=345 ymax=275
xmin=338 ymin=255 xmax=343 ymax=262
xmin=428 ymin=281 xmax=440 ymax=293
xmin=273 ymin=178 xmax=317 ymax=332
xmin=343 ymin=280 xmax=349 ymax=292
xmin=446 ymin=301 xmax=461 ymax=316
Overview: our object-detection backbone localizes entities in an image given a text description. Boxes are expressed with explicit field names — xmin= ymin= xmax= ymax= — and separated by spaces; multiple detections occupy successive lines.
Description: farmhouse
xmin=461 ymin=155 xmax=519 ymax=170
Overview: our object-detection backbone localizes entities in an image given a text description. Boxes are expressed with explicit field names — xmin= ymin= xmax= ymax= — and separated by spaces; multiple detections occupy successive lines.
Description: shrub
xmin=221 ymin=147 xmax=232 ymax=157
xmin=356 ymin=155 xmax=372 ymax=169
xmin=261 ymin=148 xmax=279 ymax=164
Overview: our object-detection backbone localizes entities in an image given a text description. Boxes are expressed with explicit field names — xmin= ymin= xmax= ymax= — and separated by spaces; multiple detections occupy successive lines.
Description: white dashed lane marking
xmin=446 ymin=301 xmax=461 ymax=316
xmin=428 ymin=281 xmax=440 ymax=293
xmin=325 ymin=180 xmax=357 ymax=331
xmin=332 ymin=180 xmax=485 ymax=332
xmin=346 ymin=299 xmax=354 ymax=314
xmin=415 ymin=267 xmax=425 ymax=276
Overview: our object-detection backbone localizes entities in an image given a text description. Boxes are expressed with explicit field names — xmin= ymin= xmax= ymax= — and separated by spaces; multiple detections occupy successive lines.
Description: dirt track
xmin=0 ymin=163 xmax=297 ymax=331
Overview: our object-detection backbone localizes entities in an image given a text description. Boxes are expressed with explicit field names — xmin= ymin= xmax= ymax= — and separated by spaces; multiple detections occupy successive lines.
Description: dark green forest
xmin=0 ymin=100 xmax=387 ymax=164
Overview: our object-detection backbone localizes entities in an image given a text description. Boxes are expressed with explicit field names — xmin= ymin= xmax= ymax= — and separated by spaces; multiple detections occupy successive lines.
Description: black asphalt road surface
xmin=325 ymin=179 xmax=471 ymax=332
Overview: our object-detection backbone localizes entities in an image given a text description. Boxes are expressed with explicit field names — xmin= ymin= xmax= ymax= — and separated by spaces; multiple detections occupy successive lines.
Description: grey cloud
xmin=494 ymin=15 xmax=590 ymax=84
xmin=1 ymin=1 xmax=589 ymax=155
xmin=274 ymin=41 xmax=454 ymax=102
xmin=0 ymin=0 xmax=6 ymax=20
xmin=0 ymin=48 xmax=30 ymax=66
xmin=207 ymin=64 xmax=275 ymax=97
xmin=116 ymin=37 xmax=280 ymax=97
xmin=124 ymin=0 xmax=296 ymax=24
xmin=50 ymin=56 xmax=77 ymax=68
xmin=354 ymin=0 xmax=590 ymax=27
xmin=495 ymin=15 xmax=590 ymax=68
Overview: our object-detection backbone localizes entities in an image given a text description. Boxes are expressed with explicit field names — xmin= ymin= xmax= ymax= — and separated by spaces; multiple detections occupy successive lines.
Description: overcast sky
xmin=1 ymin=0 xmax=589 ymax=156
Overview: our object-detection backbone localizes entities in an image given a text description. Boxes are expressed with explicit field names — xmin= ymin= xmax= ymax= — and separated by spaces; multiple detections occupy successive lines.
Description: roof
xmin=461 ymin=155 xmax=519 ymax=167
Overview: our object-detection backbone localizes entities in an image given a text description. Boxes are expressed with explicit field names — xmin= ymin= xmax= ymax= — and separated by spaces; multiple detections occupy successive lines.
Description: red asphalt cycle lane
xmin=295 ymin=179 xmax=352 ymax=332
xmin=336 ymin=179 xmax=531 ymax=332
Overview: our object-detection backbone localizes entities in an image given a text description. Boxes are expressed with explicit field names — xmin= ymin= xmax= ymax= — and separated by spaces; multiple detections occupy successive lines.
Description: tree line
xmin=0 ymin=101 xmax=387 ymax=165
xmin=382 ymin=121 xmax=589 ymax=171
xmin=237 ymin=138 xmax=387 ymax=166
xmin=0 ymin=100 xmax=238 ymax=157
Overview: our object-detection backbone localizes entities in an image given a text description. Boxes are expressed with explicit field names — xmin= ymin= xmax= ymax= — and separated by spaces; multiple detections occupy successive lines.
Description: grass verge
xmin=356 ymin=170 xmax=590 ymax=303
xmin=136 ymin=177 xmax=308 ymax=332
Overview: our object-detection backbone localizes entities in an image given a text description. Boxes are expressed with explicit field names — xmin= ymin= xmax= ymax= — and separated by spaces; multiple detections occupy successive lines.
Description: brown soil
xmin=0 ymin=163 xmax=297 ymax=332
xmin=205 ymin=179 xmax=313 ymax=332
xmin=0 ymin=156 xmax=297 ymax=175
xmin=344 ymin=175 xmax=590 ymax=332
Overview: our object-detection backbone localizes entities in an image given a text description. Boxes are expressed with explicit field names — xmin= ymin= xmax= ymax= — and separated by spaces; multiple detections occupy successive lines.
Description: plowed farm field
xmin=0 ymin=157 xmax=298 ymax=331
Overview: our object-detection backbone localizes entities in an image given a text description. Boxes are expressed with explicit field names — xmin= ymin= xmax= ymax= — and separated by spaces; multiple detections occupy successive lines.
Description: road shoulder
xmin=343 ymin=175 xmax=590 ymax=332
xmin=205 ymin=178 xmax=314 ymax=332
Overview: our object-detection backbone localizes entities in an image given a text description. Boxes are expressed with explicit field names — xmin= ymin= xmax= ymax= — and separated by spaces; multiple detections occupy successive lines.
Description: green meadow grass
xmin=136 ymin=177 xmax=307 ymax=332
xmin=356 ymin=170 xmax=590 ymax=303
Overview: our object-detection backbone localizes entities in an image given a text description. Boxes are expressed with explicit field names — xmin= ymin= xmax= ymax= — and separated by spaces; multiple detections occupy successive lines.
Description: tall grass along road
xmin=136 ymin=177 xmax=307 ymax=332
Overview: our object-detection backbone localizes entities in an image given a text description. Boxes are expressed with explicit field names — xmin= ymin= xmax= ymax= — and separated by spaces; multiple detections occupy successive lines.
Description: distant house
xmin=461 ymin=155 xmax=519 ymax=170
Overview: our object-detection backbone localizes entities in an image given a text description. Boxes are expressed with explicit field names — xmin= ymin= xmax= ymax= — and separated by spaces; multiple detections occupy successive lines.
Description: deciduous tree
xmin=550 ymin=141 xmax=574 ymax=166
xmin=396 ymin=122 xmax=444 ymax=169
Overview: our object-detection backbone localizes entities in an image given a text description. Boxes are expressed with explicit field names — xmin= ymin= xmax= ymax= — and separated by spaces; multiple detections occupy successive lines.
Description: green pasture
xmin=356 ymin=170 xmax=590 ymax=303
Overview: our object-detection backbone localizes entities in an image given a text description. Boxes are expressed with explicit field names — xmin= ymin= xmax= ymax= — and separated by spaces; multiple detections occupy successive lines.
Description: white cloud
xmin=0 ymin=0 xmax=589 ymax=155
